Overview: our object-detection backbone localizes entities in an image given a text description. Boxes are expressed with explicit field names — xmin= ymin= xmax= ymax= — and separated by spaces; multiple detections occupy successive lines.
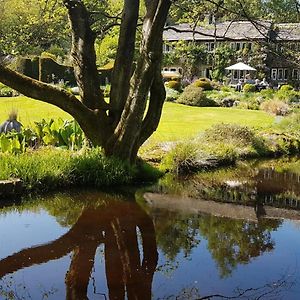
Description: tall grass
xmin=0 ymin=147 xmax=149 ymax=192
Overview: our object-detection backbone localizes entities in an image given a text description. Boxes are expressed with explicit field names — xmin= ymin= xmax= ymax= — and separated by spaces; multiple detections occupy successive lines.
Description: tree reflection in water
xmin=150 ymin=209 xmax=282 ymax=278
xmin=0 ymin=195 xmax=158 ymax=300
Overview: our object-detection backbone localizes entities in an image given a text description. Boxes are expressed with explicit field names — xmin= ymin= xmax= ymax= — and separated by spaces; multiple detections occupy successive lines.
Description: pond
xmin=1 ymin=158 xmax=300 ymax=299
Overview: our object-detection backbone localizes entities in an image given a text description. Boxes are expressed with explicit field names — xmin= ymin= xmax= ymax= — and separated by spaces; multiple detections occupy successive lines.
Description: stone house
xmin=163 ymin=20 xmax=300 ymax=86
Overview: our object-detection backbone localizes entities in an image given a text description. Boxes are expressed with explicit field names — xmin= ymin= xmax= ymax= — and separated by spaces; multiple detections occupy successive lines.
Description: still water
xmin=1 ymin=158 xmax=300 ymax=299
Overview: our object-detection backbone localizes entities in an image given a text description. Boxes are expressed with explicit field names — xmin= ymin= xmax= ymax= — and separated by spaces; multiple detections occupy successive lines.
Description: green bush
xmin=176 ymin=85 xmax=218 ymax=107
xmin=193 ymin=78 xmax=213 ymax=91
xmin=237 ymin=97 xmax=261 ymax=110
xmin=280 ymin=84 xmax=294 ymax=92
xmin=0 ymin=86 xmax=14 ymax=97
xmin=260 ymin=100 xmax=290 ymax=116
xmin=165 ymin=80 xmax=181 ymax=91
xmin=276 ymin=89 xmax=300 ymax=103
xmin=243 ymin=84 xmax=256 ymax=93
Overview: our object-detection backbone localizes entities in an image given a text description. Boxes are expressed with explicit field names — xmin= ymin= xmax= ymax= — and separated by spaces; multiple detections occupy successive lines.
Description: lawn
xmin=0 ymin=96 xmax=274 ymax=142
xmin=0 ymin=96 xmax=71 ymax=127
xmin=149 ymin=102 xmax=275 ymax=142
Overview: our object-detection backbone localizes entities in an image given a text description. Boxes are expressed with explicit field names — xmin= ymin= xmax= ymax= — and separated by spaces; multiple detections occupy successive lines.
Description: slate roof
xmin=163 ymin=20 xmax=300 ymax=42
xmin=275 ymin=23 xmax=300 ymax=41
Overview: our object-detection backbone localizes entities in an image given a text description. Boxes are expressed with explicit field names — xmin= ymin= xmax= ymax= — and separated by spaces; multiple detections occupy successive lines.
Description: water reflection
xmin=149 ymin=208 xmax=281 ymax=278
xmin=0 ymin=186 xmax=297 ymax=299
xmin=156 ymin=158 xmax=300 ymax=211
xmin=0 ymin=193 xmax=158 ymax=300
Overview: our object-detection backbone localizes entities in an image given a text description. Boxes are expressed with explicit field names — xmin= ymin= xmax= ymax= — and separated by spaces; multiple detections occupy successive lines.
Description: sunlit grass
xmin=148 ymin=102 xmax=275 ymax=143
xmin=0 ymin=96 xmax=71 ymax=126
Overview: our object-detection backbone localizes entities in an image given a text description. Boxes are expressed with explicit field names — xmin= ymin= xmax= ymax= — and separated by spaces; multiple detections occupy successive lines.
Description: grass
xmin=149 ymin=102 xmax=275 ymax=142
xmin=0 ymin=96 xmax=71 ymax=126
xmin=0 ymin=96 xmax=274 ymax=142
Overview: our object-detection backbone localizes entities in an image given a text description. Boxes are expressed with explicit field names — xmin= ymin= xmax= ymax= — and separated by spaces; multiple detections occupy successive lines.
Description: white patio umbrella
xmin=225 ymin=62 xmax=256 ymax=71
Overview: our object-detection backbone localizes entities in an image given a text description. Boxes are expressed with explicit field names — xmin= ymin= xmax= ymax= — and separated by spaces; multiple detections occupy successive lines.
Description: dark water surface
xmin=1 ymin=158 xmax=300 ymax=299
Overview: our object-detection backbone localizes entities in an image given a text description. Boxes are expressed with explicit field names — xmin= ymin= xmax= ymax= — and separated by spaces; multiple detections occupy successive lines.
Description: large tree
xmin=0 ymin=0 xmax=171 ymax=162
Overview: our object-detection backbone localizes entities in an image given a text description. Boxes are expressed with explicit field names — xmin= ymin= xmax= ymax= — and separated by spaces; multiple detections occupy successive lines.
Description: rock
xmin=0 ymin=179 xmax=23 ymax=199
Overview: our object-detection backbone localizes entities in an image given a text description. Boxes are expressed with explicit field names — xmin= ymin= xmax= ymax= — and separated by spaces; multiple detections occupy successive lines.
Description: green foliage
xmin=193 ymin=78 xmax=213 ymax=91
xmin=160 ymin=124 xmax=274 ymax=175
xmin=69 ymin=148 xmax=134 ymax=187
xmin=165 ymin=80 xmax=181 ymax=91
xmin=176 ymin=85 xmax=218 ymax=107
xmin=0 ymin=84 xmax=14 ymax=97
xmin=0 ymin=118 xmax=84 ymax=153
xmin=161 ymin=141 xmax=200 ymax=174
xmin=163 ymin=41 xmax=207 ymax=79
xmin=280 ymin=84 xmax=294 ymax=92
xmin=0 ymin=0 xmax=69 ymax=55
xmin=275 ymin=89 xmax=300 ymax=103
xmin=243 ymin=84 xmax=256 ymax=93
xmin=211 ymin=45 xmax=234 ymax=81
xmin=0 ymin=148 xmax=137 ymax=192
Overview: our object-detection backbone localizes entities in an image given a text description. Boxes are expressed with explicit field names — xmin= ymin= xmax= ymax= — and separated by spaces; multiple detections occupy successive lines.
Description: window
xmin=271 ymin=69 xmax=277 ymax=80
xmin=292 ymin=69 xmax=298 ymax=80
xmin=278 ymin=69 xmax=283 ymax=80
xmin=233 ymin=70 xmax=238 ymax=80
xmin=236 ymin=43 xmax=241 ymax=51
xmin=248 ymin=43 xmax=253 ymax=51
xmin=284 ymin=69 xmax=288 ymax=80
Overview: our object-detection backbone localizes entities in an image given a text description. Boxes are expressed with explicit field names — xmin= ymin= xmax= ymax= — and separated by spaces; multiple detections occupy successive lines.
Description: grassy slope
xmin=0 ymin=96 xmax=274 ymax=142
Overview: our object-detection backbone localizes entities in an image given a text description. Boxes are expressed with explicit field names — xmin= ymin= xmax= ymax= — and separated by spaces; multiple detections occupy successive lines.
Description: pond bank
xmin=0 ymin=179 xmax=22 ymax=199
xmin=144 ymin=192 xmax=300 ymax=222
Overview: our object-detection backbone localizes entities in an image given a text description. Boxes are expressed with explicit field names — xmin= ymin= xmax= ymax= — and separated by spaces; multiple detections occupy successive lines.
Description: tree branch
xmin=110 ymin=0 xmax=140 ymax=128
xmin=0 ymin=65 xmax=94 ymax=118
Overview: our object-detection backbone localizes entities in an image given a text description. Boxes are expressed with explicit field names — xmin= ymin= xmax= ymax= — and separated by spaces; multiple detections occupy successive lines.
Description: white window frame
xmin=271 ymin=69 xmax=277 ymax=80
xmin=292 ymin=69 xmax=298 ymax=80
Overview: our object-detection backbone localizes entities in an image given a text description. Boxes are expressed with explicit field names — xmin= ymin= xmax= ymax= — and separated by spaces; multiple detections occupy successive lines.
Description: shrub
xmin=0 ymin=86 xmax=14 ymax=97
xmin=237 ymin=97 xmax=261 ymax=110
xmin=280 ymin=84 xmax=294 ymax=92
xmin=176 ymin=85 xmax=218 ymax=107
xmin=276 ymin=89 xmax=300 ymax=103
xmin=259 ymin=88 xmax=275 ymax=99
xmin=165 ymin=87 xmax=180 ymax=102
xmin=243 ymin=84 xmax=256 ymax=93
xmin=202 ymin=123 xmax=256 ymax=146
xmin=221 ymin=86 xmax=235 ymax=93
xmin=161 ymin=141 xmax=201 ymax=174
xmin=193 ymin=79 xmax=213 ymax=91
xmin=260 ymin=100 xmax=290 ymax=116
xmin=165 ymin=80 xmax=181 ymax=91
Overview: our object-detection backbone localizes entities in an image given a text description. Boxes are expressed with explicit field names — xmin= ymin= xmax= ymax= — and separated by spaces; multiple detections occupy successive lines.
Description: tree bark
xmin=65 ymin=0 xmax=104 ymax=110
xmin=110 ymin=0 xmax=140 ymax=127
xmin=104 ymin=0 xmax=171 ymax=161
